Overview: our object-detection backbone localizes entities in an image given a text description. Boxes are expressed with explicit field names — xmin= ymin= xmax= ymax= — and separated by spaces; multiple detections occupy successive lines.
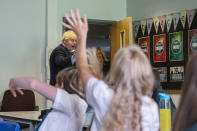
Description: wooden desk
xmin=0 ymin=111 xmax=41 ymax=131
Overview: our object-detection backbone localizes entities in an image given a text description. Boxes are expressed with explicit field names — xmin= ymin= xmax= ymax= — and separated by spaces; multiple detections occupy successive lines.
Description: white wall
xmin=0 ymin=0 xmax=47 ymax=109
xmin=127 ymin=0 xmax=197 ymax=20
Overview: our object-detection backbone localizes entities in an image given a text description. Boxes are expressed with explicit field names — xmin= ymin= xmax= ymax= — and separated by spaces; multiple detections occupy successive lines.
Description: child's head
xmin=96 ymin=47 xmax=109 ymax=64
xmin=102 ymin=44 xmax=154 ymax=131
xmin=56 ymin=66 xmax=85 ymax=99
xmin=173 ymin=54 xmax=197 ymax=131
xmin=55 ymin=48 xmax=103 ymax=99
xmin=105 ymin=44 xmax=154 ymax=95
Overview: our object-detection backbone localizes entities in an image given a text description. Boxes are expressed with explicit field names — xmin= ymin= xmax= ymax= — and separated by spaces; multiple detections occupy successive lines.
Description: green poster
xmin=169 ymin=32 xmax=184 ymax=61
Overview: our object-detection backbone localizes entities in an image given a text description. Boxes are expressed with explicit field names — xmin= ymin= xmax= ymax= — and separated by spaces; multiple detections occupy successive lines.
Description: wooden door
xmin=110 ymin=17 xmax=133 ymax=63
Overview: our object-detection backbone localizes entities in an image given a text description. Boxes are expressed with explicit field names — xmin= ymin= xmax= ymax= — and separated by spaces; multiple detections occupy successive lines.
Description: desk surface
xmin=0 ymin=111 xmax=41 ymax=122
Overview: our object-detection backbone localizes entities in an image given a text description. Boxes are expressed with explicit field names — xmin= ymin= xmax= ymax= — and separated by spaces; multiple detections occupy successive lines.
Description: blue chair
xmin=0 ymin=120 xmax=20 ymax=131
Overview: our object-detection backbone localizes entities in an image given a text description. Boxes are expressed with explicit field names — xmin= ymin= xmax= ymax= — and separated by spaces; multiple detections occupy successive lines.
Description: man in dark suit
xmin=49 ymin=30 xmax=77 ymax=86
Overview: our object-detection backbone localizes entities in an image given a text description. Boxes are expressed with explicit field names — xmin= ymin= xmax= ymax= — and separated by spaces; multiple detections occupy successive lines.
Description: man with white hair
xmin=49 ymin=30 xmax=77 ymax=86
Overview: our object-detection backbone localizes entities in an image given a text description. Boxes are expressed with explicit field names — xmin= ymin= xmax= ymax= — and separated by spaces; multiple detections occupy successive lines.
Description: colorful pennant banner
xmin=166 ymin=14 xmax=173 ymax=32
xmin=158 ymin=15 xmax=166 ymax=33
xmin=173 ymin=13 xmax=180 ymax=31
xmin=180 ymin=11 xmax=187 ymax=29
xmin=147 ymin=18 xmax=153 ymax=35
xmin=140 ymin=20 xmax=147 ymax=36
xmin=133 ymin=9 xmax=196 ymax=36
xmin=187 ymin=10 xmax=195 ymax=29
xmin=153 ymin=17 xmax=160 ymax=33
xmin=133 ymin=21 xmax=140 ymax=37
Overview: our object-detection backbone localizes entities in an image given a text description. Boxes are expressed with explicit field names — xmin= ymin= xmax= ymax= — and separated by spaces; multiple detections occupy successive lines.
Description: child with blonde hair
xmin=9 ymin=47 xmax=102 ymax=131
xmin=62 ymin=8 xmax=159 ymax=131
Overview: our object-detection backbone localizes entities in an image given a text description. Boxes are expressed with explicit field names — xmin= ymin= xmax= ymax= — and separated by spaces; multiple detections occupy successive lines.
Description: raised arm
xmin=9 ymin=77 xmax=57 ymax=101
xmin=62 ymin=8 xmax=94 ymax=88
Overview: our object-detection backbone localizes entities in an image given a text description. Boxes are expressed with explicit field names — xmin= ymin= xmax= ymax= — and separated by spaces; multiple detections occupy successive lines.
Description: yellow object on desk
xmin=160 ymin=109 xmax=171 ymax=131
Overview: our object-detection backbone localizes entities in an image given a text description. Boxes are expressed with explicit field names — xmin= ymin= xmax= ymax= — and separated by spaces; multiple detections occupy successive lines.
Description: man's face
xmin=63 ymin=38 xmax=77 ymax=51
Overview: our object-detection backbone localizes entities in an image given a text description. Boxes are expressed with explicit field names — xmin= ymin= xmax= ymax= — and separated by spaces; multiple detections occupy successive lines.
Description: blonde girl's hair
xmin=96 ymin=47 xmax=109 ymax=62
xmin=61 ymin=30 xmax=77 ymax=43
xmin=101 ymin=44 xmax=154 ymax=131
xmin=56 ymin=48 xmax=103 ymax=99
xmin=86 ymin=47 xmax=103 ymax=79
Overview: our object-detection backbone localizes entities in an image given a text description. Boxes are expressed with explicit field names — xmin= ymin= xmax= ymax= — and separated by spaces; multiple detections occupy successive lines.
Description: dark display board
xmin=135 ymin=12 xmax=197 ymax=93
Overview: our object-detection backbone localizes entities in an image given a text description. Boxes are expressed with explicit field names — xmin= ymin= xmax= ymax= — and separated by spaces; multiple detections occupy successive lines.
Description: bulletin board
xmin=133 ymin=9 xmax=197 ymax=94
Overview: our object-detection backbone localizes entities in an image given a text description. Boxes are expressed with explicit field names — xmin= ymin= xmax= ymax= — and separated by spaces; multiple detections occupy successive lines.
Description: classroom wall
xmin=127 ymin=0 xmax=197 ymax=107
xmin=127 ymin=0 xmax=197 ymax=21
xmin=54 ymin=0 xmax=127 ymax=47
xmin=1 ymin=0 xmax=189 ymax=109
xmin=0 ymin=0 xmax=127 ymax=109
xmin=0 ymin=0 xmax=47 ymax=109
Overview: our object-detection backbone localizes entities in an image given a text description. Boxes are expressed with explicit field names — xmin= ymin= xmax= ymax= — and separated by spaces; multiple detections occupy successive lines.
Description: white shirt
xmin=39 ymin=88 xmax=87 ymax=131
xmin=86 ymin=77 xmax=159 ymax=131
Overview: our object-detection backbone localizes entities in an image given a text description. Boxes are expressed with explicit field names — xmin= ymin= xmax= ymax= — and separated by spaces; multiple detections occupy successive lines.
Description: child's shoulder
xmin=142 ymin=96 xmax=158 ymax=109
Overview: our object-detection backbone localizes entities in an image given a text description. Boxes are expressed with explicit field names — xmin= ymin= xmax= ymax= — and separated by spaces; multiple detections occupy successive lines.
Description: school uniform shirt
xmin=39 ymin=88 xmax=87 ymax=131
xmin=86 ymin=77 xmax=160 ymax=131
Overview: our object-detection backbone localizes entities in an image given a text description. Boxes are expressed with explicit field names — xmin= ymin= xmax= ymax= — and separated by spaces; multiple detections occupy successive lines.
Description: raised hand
xmin=62 ymin=8 xmax=92 ymax=87
xmin=62 ymin=8 xmax=88 ymax=43
xmin=9 ymin=78 xmax=24 ymax=97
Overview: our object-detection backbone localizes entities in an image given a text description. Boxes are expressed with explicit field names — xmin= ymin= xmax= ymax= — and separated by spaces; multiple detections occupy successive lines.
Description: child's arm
xmin=62 ymin=9 xmax=93 ymax=89
xmin=9 ymin=77 xmax=57 ymax=101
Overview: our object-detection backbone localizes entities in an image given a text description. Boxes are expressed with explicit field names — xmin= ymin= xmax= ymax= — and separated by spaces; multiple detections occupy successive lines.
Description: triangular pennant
xmin=166 ymin=14 xmax=173 ymax=32
xmin=173 ymin=13 xmax=180 ymax=30
xmin=133 ymin=21 xmax=140 ymax=37
xmin=153 ymin=17 xmax=159 ymax=33
xmin=147 ymin=18 xmax=153 ymax=35
xmin=187 ymin=10 xmax=195 ymax=29
xmin=140 ymin=20 xmax=147 ymax=36
xmin=180 ymin=11 xmax=187 ymax=29
xmin=158 ymin=15 xmax=166 ymax=32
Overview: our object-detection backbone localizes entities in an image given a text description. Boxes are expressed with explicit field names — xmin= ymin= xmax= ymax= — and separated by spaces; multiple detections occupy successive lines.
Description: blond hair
xmin=101 ymin=44 xmax=154 ymax=131
xmin=56 ymin=47 xmax=103 ymax=99
xmin=61 ymin=30 xmax=77 ymax=43
xmin=96 ymin=47 xmax=109 ymax=62
xmin=86 ymin=48 xmax=103 ymax=79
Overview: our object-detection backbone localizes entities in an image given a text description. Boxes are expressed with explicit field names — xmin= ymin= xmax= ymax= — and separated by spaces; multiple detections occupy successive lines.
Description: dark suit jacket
xmin=49 ymin=44 xmax=73 ymax=86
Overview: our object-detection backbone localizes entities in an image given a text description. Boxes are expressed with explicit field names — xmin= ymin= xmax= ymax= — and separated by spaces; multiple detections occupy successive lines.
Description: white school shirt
xmin=86 ymin=77 xmax=159 ymax=131
xmin=39 ymin=88 xmax=87 ymax=131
